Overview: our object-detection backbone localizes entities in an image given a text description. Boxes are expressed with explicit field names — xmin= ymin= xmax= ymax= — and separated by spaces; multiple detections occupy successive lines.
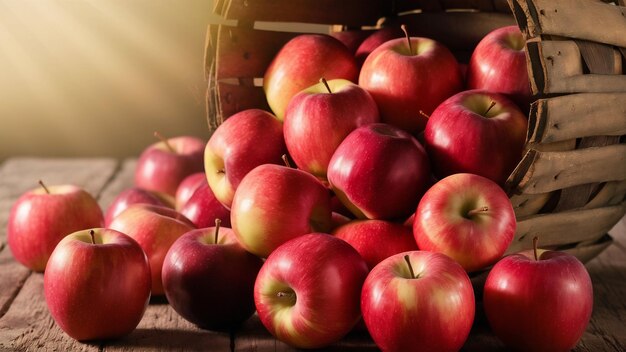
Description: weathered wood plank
xmin=513 ymin=144 xmax=626 ymax=195
xmin=514 ymin=0 xmax=626 ymax=48
xmin=552 ymin=136 xmax=622 ymax=212
xmin=528 ymin=93 xmax=626 ymax=144
xmin=216 ymin=81 xmax=270 ymax=120
xmin=0 ymin=249 xmax=30 ymax=320
xmin=221 ymin=0 xmax=387 ymax=26
xmin=526 ymin=40 xmax=626 ymax=95
xmin=0 ymin=274 xmax=100 ymax=352
xmin=204 ymin=24 xmax=218 ymax=81
xmin=507 ymin=201 xmax=626 ymax=253
xmin=584 ymin=180 xmax=626 ymax=210
xmin=575 ymin=40 xmax=622 ymax=75
xmin=390 ymin=12 xmax=516 ymax=53
xmin=215 ymin=25 xmax=299 ymax=80
xmin=97 ymin=159 xmax=137 ymax=212
xmin=103 ymin=303 xmax=232 ymax=351
xmin=510 ymin=192 xmax=551 ymax=219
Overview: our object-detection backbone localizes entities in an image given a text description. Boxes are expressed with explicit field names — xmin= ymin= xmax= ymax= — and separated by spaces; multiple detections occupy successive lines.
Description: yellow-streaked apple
xmin=204 ymin=109 xmax=286 ymax=208
xmin=231 ymin=164 xmax=331 ymax=258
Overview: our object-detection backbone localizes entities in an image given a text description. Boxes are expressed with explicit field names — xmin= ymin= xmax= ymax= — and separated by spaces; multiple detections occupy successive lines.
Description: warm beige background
xmin=0 ymin=0 xmax=221 ymax=161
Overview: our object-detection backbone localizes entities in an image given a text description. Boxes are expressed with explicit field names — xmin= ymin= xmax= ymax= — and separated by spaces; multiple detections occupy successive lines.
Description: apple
xmin=413 ymin=173 xmax=516 ymax=272
xmin=283 ymin=78 xmax=379 ymax=178
xmin=179 ymin=183 xmax=231 ymax=228
xmin=333 ymin=219 xmax=418 ymax=270
xmin=466 ymin=25 xmax=532 ymax=108
xmin=424 ymin=89 xmax=528 ymax=185
xmin=104 ymin=187 xmax=171 ymax=227
xmin=484 ymin=240 xmax=593 ymax=352
xmin=361 ymin=251 xmax=475 ymax=352
xmin=231 ymin=164 xmax=332 ymax=258
xmin=327 ymin=123 xmax=430 ymax=220
xmin=109 ymin=204 xmax=195 ymax=295
xmin=354 ymin=25 xmax=403 ymax=67
xmin=264 ymin=34 xmax=358 ymax=120
xmin=204 ymin=109 xmax=286 ymax=208
xmin=162 ymin=221 xmax=263 ymax=330
xmin=359 ymin=27 xmax=463 ymax=134
xmin=44 ymin=228 xmax=150 ymax=341
xmin=175 ymin=172 xmax=207 ymax=210
xmin=7 ymin=181 xmax=104 ymax=272
xmin=331 ymin=29 xmax=371 ymax=54
xmin=135 ymin=133 xmax=205 ymax=196
xmin=254 ymin=233 xmax=368 ymax=349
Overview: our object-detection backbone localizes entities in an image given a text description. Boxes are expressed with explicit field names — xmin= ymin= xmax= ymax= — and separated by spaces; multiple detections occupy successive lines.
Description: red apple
xmin=104 ymin=187 xmax=171 ymax=227
xmin=361 ymin=251 xmax=475 ymax=352
xmin=7 ymin=182 xmax=104 ymax=272
xmin=204 ymin=109 xmax=286 ymax=208
xmin=359 ymin=31 xmax=463 ymax=134
xmin=354 ymin=25 xmax=403 ymax=67
xmin=264 ymin=34 xmax=358 ymax=120
xmin=333 ymin=219 xmax=418 ymax=270
xmin=109 ymin=204 xmax=195 ymax=295
xmin=162 ymin=222 xmax=263 ymax=330
xmin=466 ymin=25 xmax=532 ymax=108
xmin=135 ymin=134 xmax=205 ymax=196
xmin=254 ymin=233 xmax=368 ymax=349
xmin=484 ymin=243 xmax=593 ymax=352
xmin=284 ymin=78 xmax=379 ymax=178
xmin=331 ymin=29 xmax=371 ymax=54
xmin=413 ymin=173 xmax=516 ymax=272
xmin=424 ymin=89 xmax=528 ymax=185
xmin=44 ymin=228 xmax=150 ymax=341
xmin=175 ymin=172 xmax=207 ymax=210
xmin=327 ymin=123 xmax=430 ymax=220
xmin=179 ymin=183 xmax=231 ymax=228
xmin=231 ymin=164 xmax=332 ymax=258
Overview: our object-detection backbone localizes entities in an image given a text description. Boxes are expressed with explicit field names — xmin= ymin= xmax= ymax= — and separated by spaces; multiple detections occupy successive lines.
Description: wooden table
xmin=0 ymin=157 xmax=624 ymax=351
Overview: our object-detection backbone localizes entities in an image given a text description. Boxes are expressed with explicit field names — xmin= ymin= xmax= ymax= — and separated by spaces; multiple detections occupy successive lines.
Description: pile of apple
xmin=6 ymin=24 xmax=595 ymax=352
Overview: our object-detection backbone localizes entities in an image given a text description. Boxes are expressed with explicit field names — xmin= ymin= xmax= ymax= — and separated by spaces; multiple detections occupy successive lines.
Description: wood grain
xmin=103 ymin=303 xmax=232 ymax=351
xmin=526 ymin=40 xmax=626 ymax=95
xmin=514 ymin=144 xmax=626 ymax=195
xmin=97 ymin=159 xmax=137 ymax=212
xmin=220 ymin=0 xmax=387 ymax=27
xmin=508 ymin=201 xmax=626 ymax=253
xmin=0 ymin=274 xmax=100 ymax=352
xmin=521 ymin=0 xmax=626 ymax=48
xmin=528 ymin=93 xmax=626 ymax=144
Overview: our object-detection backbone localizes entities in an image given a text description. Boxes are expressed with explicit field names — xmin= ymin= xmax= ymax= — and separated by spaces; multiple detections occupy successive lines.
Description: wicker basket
xmin=204 ymin=0 xmax=626 ymax=263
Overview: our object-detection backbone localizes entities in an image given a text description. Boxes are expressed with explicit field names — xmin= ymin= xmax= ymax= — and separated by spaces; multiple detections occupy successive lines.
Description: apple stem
xmin=467 ymin=206 xmax=489 ymax=217
xmin=404 ymin=254 xmax=417 ymax=279
xmin=419 ymin=110 xmax=430 ymax=120
xmin=400 ymin=24 xmax=413 ymax=55
xmin=89 ymin=229 xmax=96 ymax=244
xmin=38 ymin=180 xmax=50 ymax=194
xmin=319 ymin=77 xmax=332 ymax=94
xmin=214 ymin=218 xmax=221 ymax=244
xmin=483 ymin=101 xmax=497 ymax=116
xmin=281 ymin=154 xmax=293 ymax=168
xmin=153 ymin=131 xmax=176 ymax=153
xmin=533 ymin=236 xmax=539 ymax=261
